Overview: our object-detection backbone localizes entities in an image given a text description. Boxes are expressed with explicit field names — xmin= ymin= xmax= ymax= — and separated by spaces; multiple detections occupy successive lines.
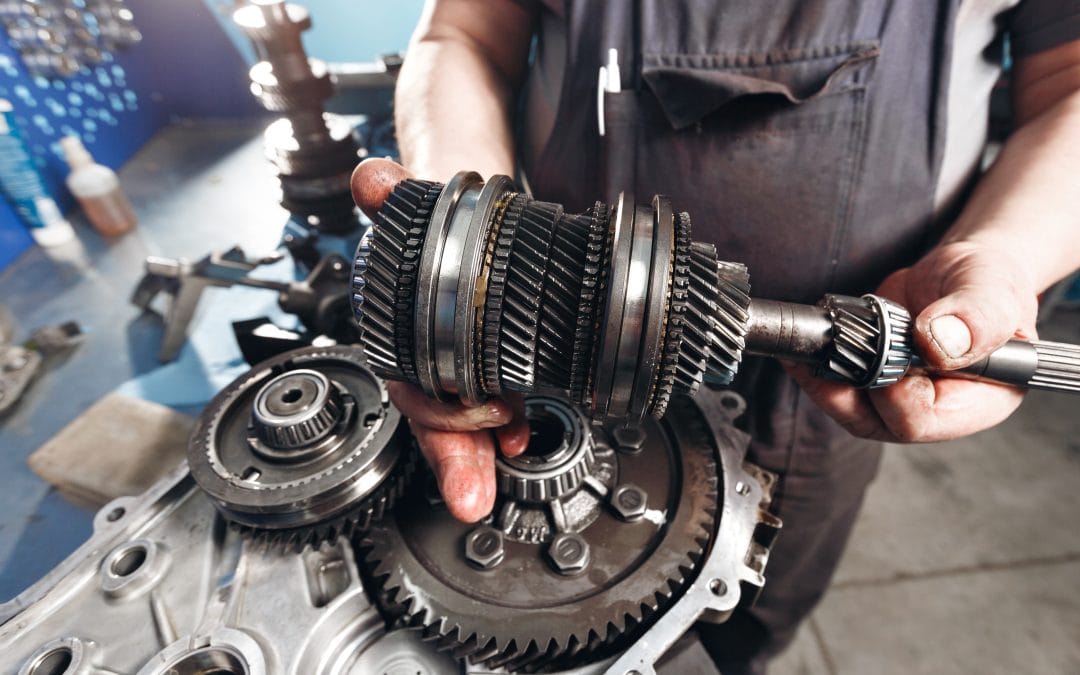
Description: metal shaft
xmin=745 ymin=296 xmax=1080 ymax=394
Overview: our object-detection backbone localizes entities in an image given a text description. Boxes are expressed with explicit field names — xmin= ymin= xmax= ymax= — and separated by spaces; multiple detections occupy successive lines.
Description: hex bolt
xmin=611 ymin=483 xmax=648 ymax=522
xmin=612 ymin=425 xmax=646 ymax=454
xmin=464 ymin=526 xmax=505 ymax=570
xmin=547 ymin=532 xmax=591 ymax=576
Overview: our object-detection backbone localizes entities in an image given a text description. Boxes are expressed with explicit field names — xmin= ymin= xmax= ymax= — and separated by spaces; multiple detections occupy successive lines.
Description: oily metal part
xmin=0 ymin=467 xmax=456 ymax=675
xmin=187 ymin=345 xmax=413 ymax=551
xmin=353 ymin=179 xmax=443 ymax=380
xmin=818 ymin=294 xmax=913 ymax=388
xmin=358 ymin=394 xmax=723 ymax=673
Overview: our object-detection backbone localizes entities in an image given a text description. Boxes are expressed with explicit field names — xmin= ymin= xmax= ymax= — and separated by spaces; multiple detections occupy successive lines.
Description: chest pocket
xmin=624 ymin=0 xmax=886 ymax=302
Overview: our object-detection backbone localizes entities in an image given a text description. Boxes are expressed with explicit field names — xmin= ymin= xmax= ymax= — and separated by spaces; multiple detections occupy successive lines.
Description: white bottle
xmin=60 ymin=135 xmax=138 ymax=237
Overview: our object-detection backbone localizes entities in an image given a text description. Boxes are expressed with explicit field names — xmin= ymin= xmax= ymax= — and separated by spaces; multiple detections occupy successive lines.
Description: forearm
xmin=942 ymin=90 xmax=1080 ymax=292
xmin=395 ymin=0 xmax=534 ymax=181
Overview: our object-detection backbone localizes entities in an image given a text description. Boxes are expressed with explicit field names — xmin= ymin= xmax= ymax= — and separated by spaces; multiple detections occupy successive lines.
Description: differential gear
xmin=188 ymin=345 xmax=414 ymax=552
xmin=358 ymin=395 xmax=718 ymax=672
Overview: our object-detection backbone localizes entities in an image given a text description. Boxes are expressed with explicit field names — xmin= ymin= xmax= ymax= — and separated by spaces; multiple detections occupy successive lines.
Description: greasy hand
xmin=789 ymin=241 xmax=1038 ymax=442
xmin=352 ymin=158 xmax=530 ymax=521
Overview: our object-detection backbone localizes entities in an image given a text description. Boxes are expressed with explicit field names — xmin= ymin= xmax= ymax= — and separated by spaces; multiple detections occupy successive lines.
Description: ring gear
xmin=188 ymin=345 xmax=416 ymax=552
xmin=358 ymin=395 xmax=718 ymax=673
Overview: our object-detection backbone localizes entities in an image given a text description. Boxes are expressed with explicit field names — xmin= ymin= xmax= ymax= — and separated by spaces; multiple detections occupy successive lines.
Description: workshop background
xmin=0 ymin=2 xmax=1078 ymax=674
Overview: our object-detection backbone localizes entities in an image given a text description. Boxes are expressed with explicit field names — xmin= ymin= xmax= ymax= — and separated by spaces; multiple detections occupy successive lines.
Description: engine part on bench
xmin=234 ymin=0 xmax=360 ymax=234
xmin=352 ymin=174 xmax=1080 ymax=417
xmin=359 ymin=392 xmax=779 ymax=673
xmin=352 ymin=173 xmax=751 ymax=421
xmin=187 ymin=345 xmax=416 ymax=551
xmin=132 ymin=246 xmax=358 ymax=362
xmin=0 ymin=311 xmax=82 ymax=415
xmin=0 ymin=468 xmax=456 ymax=675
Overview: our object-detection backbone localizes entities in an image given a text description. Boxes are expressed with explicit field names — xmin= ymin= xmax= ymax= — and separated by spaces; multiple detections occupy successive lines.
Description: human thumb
xmin=351 ymin=157 xmax=412 ymax=220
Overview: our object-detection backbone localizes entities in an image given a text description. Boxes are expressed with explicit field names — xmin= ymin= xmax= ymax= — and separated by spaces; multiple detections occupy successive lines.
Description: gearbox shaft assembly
xmin=351 ymin=173 xmax=1080 ymax=420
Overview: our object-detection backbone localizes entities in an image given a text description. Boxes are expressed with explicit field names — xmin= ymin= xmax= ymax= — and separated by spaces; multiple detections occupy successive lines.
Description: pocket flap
xmin=641 ymin=42 xmax=880 ymax=130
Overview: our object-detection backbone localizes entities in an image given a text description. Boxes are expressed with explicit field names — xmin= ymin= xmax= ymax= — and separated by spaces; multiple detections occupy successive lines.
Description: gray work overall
xmin=515 ymin=0 xmax=1079 ymax=668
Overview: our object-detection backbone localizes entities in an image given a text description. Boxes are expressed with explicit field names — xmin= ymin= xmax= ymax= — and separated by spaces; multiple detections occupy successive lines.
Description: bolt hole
xmin=242 ymin=467 xmax=261 ymax=482
xmin=721 ymin=394 xmax=739 ymax=409
xmin=362 ymin=412 xmax=380 ymax=427
xmin=110 ymin=545 xmax=147 ymax=577
xmin=709 ymin=578 xmax=727 ymax=596
xmin=106 ymin=506 xmax=125 ymax=522
xmin=28 ymin=646 xmax=73 ymax=675
xmin=280 ymin=387 xmax=303 ymax=404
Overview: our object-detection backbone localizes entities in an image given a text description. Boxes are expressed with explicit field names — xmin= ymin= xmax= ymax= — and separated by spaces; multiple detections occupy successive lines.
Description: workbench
xmin=0 ymin=121 xmax=290 ymax=598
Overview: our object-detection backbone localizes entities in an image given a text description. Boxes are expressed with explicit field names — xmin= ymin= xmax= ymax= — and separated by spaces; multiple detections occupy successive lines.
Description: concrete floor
xmin=772 ymin=305 xmax=1080 ymax=674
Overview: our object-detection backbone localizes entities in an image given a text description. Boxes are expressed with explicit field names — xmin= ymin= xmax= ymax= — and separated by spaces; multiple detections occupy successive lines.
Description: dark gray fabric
xmin=1009 ymin=0 xmax=1080 ymax=55
xmin=512 ymin=0 xmax=1078 ymax=668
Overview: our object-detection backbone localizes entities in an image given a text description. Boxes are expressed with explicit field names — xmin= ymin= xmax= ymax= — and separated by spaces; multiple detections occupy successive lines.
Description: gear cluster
xmin=187 ymin=346 xmax=416 ymax=551
xmin=358 ymin=395 xmax=723 ymax=672
xmin=352 ymin=173 xmax=751 ymax=421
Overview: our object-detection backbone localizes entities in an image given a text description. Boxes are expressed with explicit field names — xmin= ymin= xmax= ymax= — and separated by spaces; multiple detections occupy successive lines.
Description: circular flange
xmin=187 ymin=346 xmax=407 ymax=541
xmin=415 ymin=172 xmax=483 ymax=400
xmin=591 ymin=192 xmax=635 ymax=418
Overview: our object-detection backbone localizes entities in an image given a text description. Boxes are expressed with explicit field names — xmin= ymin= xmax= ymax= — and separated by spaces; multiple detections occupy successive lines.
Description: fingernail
xmin=930 ymin=315 xmax=971 ymax=358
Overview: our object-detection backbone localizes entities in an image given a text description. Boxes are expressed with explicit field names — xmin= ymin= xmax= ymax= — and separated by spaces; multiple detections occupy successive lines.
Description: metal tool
xmin=351 ymin=174 xmax=1080 ymax=421
xmin=132 ymin=246 xmax=358 ymax=362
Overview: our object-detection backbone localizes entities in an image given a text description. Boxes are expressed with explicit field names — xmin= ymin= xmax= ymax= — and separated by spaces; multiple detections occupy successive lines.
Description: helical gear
xmin=818 ymin=294 xmax=913 ymax=388
xmin=352 ymin=179 xmax=441 ymax=380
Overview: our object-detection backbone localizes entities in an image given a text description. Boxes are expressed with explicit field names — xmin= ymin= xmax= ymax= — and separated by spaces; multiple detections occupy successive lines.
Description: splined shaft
xmin=352 ymin=173 xmax=1080 ymax=421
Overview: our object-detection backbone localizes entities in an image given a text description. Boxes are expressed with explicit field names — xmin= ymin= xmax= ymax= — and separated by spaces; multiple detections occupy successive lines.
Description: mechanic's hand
xmin=789 ymin=240 xmax=1038 ymax=442
xmin=352 ymin=158 xmax=530 ymax=522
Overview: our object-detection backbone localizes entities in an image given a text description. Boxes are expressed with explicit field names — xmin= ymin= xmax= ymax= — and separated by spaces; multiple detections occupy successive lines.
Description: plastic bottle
xmin=60 ymin=135 xmax=138 ymax=236
xmin=0 ymin=99 xmax=76 ymax=247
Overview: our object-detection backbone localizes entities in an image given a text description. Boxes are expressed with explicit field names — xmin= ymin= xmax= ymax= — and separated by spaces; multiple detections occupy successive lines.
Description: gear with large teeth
xmin=357 ymin=394 xmax=720 ymax=673
xmin=353 ymin=179 xmax=442 ymax=381
xmin=187 ymin=345 xmax=415 ymax=552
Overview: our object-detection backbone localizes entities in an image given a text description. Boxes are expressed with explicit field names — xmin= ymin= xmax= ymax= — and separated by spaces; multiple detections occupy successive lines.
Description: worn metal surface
xmin=0 ymin=466 xmax=456 ymax=675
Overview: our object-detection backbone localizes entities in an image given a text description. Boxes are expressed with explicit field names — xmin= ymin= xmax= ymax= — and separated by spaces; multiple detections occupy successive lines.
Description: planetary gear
xmin=187 ymin=345 xmax=416 ymax=551
xmin=358 ymin=394 xmax=720 ymax=672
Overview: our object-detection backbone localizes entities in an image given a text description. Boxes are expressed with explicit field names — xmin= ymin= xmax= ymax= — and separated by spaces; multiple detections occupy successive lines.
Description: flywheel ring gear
xmin=358 ymin=394 xmax=718 ymax=673
xmin=188 ymin=345 xmax=415 ymax=552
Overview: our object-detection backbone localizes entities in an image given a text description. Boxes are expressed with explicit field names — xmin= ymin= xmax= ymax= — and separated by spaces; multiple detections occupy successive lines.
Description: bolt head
xmin=464 ymin=526 xmax=505 ymax=570
xmin=612 ymin=425 xmax=646 ymax=453
xmin=547 ymin=532 xmax=591 ymax=575
xmin=611 ymin=484 xmax=648 ymax=521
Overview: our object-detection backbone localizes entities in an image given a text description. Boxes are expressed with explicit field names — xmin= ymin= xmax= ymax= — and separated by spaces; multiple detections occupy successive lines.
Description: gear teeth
xmin=650 ymin=211 xmax=692 ymax=417
xmin=233 ymin=442 xmax=419 ymax=553
xmin=537 ymin=208 xmax=593 ymax=391
xmin=705 ymin=260 xmax=751 ymax=386
xmin=358 ymin=397 xmax=719 ymax=672
xmin=569 ymin=202 xmax=608 ymax=406
xmin=353 ymin=179 xmax=442 ymax=382
xmin=498 ymin=200 xmax=561 ymax=392
xmin=482 ymin=194 xmax=528 ymax=394
xmin=818 ymin=294 xmax=912 ymax=388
